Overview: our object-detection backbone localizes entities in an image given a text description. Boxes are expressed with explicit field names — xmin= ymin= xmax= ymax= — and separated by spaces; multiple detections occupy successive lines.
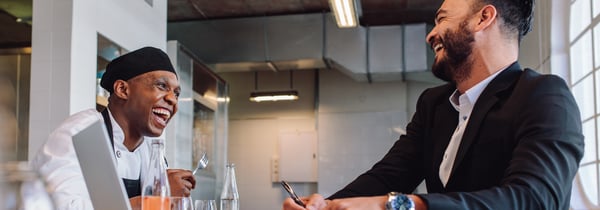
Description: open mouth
xmin=433 ymin=43 xmax=444 ymax=52
xmin=152 ymin=108 xmax=171 ymax=126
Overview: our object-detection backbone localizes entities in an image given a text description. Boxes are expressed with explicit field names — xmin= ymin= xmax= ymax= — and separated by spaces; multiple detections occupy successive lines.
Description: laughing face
xmin=426 ymin=0 xmax=477 ymax=83
xmin=122 ymin=70 xmax=180 ymax=137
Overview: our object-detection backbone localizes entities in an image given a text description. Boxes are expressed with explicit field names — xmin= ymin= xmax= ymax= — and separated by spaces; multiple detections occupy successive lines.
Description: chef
xmin=32 ymin=47 xmax=196 ymax=209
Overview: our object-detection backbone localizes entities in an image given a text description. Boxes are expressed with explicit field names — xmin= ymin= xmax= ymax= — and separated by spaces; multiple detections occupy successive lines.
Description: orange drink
xmin=142 ymin=196 xmax=171 ymax=210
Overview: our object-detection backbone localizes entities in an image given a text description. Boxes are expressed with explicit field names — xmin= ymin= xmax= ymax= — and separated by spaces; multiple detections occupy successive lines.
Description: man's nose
xmin=426 ymin=27 xmax=438 ymax=47
xmin=165 ymin=91 xmax=178 ymax=105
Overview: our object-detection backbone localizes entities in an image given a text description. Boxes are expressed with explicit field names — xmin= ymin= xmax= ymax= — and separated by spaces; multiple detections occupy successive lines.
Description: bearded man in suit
xmin=283 ymin=0 xmax=584 ymax=209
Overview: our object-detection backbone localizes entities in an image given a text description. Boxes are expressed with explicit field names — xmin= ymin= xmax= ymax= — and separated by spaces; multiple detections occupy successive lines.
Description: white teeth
xmin=434 ymin=44 xmax=443 ymax=52
xmin=152 ymin=108 xmax=171 ymax=119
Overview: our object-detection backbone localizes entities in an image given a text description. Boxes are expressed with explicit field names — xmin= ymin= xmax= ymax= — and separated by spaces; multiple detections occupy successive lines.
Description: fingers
xmin=284 ymin=194 xmax=388 ymax=210
xmin=324 ymin=195 xmax=388 ymax=210
xmin=177 ymin=169 xmax=196 ymax=189
xmin=305 ymin=194 xmax=327 ymax=210
xmin=283 ymin=197 xmax=306 ymax=210
xmin=282 ymin=194 xmax=328 ymax=210
xmin=167 ymin=169 xmax=196 ymax=197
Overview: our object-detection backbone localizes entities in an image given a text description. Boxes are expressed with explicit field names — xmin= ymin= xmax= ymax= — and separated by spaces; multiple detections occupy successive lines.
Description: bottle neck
xmin=142 ymin=139 xmax=170 ymax=197
xmin=151 ymin=142 xmax=165 ymax=157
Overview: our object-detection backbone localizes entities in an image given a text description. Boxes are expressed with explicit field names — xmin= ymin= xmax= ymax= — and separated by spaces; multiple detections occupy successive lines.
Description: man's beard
xmin=431 ymin=20 xmax=476 ymax=83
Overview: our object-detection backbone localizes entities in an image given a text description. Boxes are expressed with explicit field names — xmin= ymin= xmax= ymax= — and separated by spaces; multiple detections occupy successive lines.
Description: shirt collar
xmin=105 ymin=108 xmax=129 ymax=150
xmin=449 ymin=65 xmax=509 ymax=112
xmin=106 ymin=108 xmax=153 ymax=153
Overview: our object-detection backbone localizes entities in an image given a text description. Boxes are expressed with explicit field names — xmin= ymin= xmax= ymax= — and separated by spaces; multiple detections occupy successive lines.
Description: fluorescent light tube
xmin=329 ymin=0 xmax=358 ymax=28
xmin=250 ymin=90 xmax=299 ymax=102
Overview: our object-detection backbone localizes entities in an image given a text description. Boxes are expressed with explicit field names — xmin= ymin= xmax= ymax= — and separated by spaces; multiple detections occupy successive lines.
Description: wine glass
xmin=194 ymin=200 xmax=216 ymax=210
xmin=171 ymin=196 xmax=194 ymax=210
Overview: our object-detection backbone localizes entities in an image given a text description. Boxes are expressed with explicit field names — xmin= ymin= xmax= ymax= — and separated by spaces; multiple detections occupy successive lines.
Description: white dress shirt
xmin=32 ymin=109 xmax=152 ymax=210
xmin=439 ymin=68 xmax=506 ymax=186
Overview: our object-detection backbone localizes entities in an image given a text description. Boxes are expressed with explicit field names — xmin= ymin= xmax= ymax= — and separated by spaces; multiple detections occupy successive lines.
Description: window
xmin=570 ymin=0 xmax=600 ymax=208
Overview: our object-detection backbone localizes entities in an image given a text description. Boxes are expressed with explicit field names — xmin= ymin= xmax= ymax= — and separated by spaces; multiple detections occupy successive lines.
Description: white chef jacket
xmin=31 ymin=109 xmax=152 ymax=210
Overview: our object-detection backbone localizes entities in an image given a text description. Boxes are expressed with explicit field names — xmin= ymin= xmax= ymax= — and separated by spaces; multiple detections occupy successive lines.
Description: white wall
xmin=29 ymin=0 xmax=168 ymax=159
xmin=229 ymin=118 xmax=318 ymax=210
xmin=317 ymin=69 xmax=410 ymax=195
xmin=219 ymin=70 xmax=317 ymax=209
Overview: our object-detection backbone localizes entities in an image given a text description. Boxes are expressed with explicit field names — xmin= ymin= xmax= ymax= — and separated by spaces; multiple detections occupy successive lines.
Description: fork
xmin=193 ymin=152 xmax=209 ymax=175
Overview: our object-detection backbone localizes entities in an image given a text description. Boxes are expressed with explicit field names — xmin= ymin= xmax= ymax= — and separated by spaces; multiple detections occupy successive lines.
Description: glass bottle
xmin=141 ymin=139 xmax=171 ymax=210
xmin=220 ymin=163 xmax=239 ymax=210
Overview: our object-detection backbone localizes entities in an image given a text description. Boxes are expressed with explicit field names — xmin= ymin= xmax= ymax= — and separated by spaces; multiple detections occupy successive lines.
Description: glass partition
xmin=165 ymin=41 xmax=229 ymax=201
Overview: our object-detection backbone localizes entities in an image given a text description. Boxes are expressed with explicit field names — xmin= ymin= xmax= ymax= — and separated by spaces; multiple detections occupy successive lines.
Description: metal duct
xmin=168 ymin=13 xmax=439 ymax=83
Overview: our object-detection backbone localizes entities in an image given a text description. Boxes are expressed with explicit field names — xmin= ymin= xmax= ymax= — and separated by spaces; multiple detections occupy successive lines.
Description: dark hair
xmin=472 ymin=0 xmax=535 ymax=41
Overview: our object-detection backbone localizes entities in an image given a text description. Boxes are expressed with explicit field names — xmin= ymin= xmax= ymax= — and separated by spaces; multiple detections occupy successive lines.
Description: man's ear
xmin=474 ymin=5 xmax=497 ymax=32
xmin=112 ymin=80 xmax=129 ymax=100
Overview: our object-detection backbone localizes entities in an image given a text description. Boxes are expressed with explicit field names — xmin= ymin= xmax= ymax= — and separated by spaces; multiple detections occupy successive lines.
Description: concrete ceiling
xmin=0 ymin=0 xmax=442 ymax=48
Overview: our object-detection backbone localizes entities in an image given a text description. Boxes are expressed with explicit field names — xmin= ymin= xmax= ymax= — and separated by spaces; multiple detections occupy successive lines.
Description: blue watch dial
xmin=386 ymin=192 xmax=415 ymax=210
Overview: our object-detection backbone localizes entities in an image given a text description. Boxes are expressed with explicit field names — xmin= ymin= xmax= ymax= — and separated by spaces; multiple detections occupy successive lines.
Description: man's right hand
xmin=283 ymin=194 xmax=328 ymax=210
xmin=167 ymin=169 xmax=196 ymax=197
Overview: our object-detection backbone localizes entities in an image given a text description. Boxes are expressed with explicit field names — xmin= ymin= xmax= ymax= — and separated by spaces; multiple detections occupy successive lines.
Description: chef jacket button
xmin=116 ymin=150 xmax=122 ymax=158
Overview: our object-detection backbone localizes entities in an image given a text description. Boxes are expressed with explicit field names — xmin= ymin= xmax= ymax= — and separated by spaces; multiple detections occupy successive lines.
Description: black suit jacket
xmin=329 ymin=62 xmax=584 ymax=210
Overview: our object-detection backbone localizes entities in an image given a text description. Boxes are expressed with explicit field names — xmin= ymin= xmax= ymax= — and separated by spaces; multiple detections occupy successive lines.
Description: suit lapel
xmin=449 ymin=62 xmax=524 ymax=179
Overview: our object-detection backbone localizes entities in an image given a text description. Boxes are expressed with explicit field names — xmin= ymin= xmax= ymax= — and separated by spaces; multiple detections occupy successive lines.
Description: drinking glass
xmin=170 ymin=196 xmax=194 ymax=210
xmin=194 ymin=200 xmax=216 ymax=210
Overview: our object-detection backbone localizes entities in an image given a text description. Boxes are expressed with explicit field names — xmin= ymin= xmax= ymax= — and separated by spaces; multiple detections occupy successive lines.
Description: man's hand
xmin=324 ymin=195 xmax=387 ymax=210
xmin=167 ymin=169 xmax=196 ymax=196
xmin=283 ymin=194 xmax=328 ymax=210
xmin=323 ymin=195 xmax=425 ymax=210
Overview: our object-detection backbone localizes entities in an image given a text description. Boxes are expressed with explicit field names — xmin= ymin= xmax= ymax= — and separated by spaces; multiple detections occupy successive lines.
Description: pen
xmin=281 ymin=180 xmax=306 ymax=208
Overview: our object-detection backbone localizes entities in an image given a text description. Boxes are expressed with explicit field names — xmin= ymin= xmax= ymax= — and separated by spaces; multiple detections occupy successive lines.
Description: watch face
xmin=396 ymin=195 xmax=415 ymax=210
xmin=386 ymin=193 xmax=415 ymax=210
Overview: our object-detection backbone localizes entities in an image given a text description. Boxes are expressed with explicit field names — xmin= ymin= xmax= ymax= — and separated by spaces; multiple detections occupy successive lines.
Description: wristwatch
xmin=386 ymin=191 xmax=415 ymax=210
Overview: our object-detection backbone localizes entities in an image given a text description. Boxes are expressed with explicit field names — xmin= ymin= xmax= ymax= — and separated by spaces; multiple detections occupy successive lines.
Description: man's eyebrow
xmin=435 ymin=9 xmax=448 ymax=19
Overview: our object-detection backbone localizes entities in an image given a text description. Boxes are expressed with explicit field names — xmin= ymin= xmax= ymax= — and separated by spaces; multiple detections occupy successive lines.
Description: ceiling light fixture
xmin=249 ymin=71 xmax=299 ymax=102
xmin=328 ymin=0 xmax=360 ymax=28
xmin=250 ymin=90 xmax=299 ymax=102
